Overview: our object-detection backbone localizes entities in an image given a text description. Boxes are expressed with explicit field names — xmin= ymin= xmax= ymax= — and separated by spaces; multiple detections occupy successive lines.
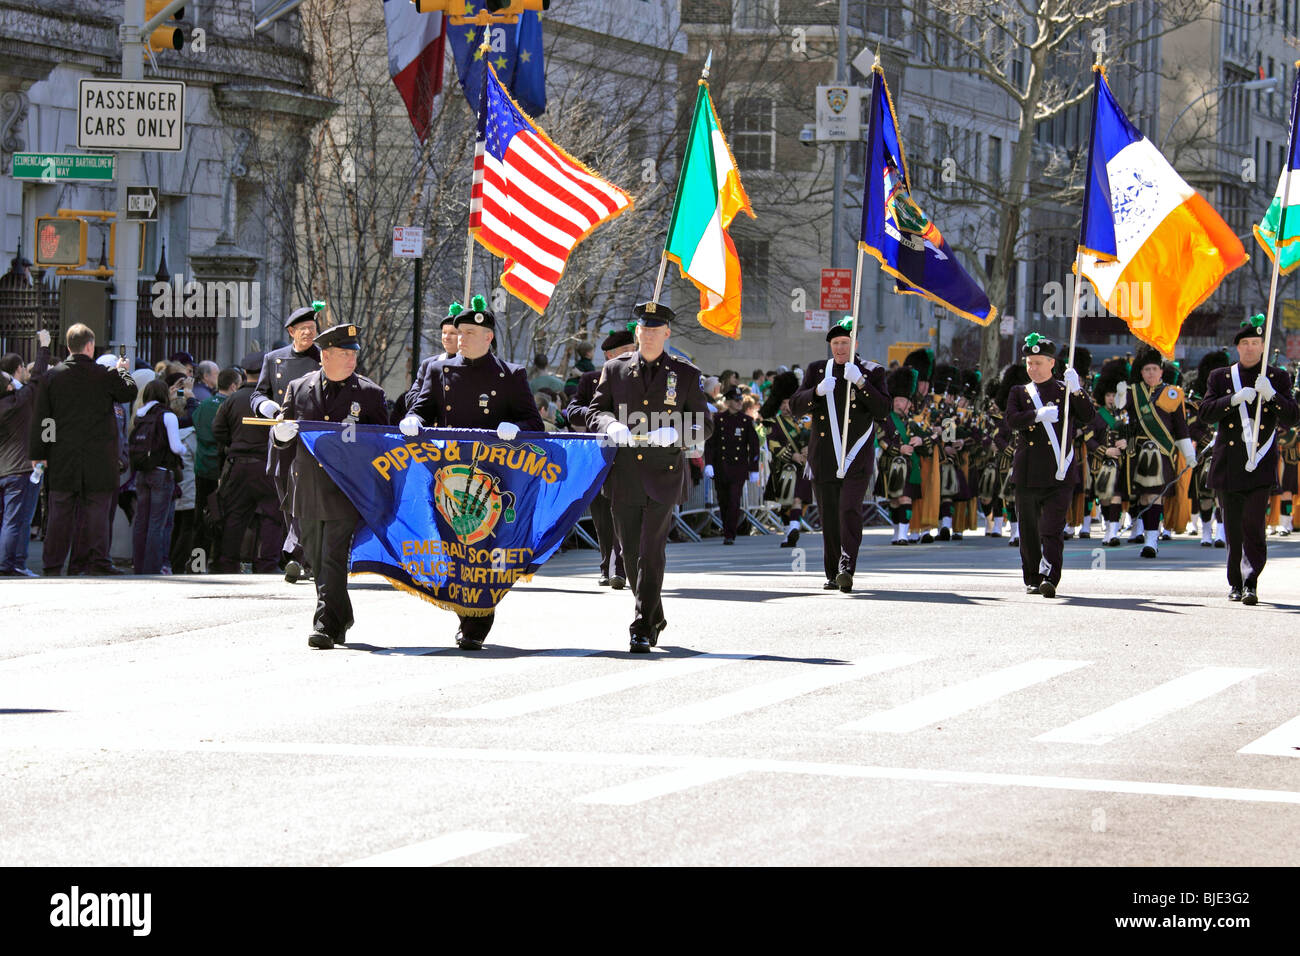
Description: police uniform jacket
xmin=407 ymin=351 xmax=543 ymax=431
xmin=1198 ymin=362 xmax=1299 ymax=492
xmin=564 ymin=368 xmax=602 ymax=432
xmin=590 ymin=350 xmax=713 ymax=505
xmin=28 ymin=353 xmax=137 ymax=493
xmin=706 ymin=409 xmax=760 ymax=483
xmin=254 ymin=344 xmax=321 ymax=416
xmin=274 ymin=370 xmax=389 ymax=522
xmin=790 ymin=359 xmax=889 ymax=482
xmin=213 ymin=383 xmax=272 ymax=461
xmin=1005 ymin=378 xmax=1094 ymax=488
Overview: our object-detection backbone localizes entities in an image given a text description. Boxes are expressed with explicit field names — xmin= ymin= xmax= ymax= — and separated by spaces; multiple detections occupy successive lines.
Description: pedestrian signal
xmin=34 ymin=217 xmax=87 ymax=267
xmin=145 ymin=1 xmax=184 ymax=53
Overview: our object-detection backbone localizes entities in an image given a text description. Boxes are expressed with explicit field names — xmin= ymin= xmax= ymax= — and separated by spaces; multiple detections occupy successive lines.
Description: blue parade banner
xmin=859 ymin=63 xmax=995 ymax=326
xmin=297 ymin=424 xmax=613 ymax=616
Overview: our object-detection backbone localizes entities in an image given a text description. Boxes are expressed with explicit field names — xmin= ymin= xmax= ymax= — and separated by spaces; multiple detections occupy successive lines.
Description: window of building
xmin=854 ymin=0 xmax=904 ymax=38
xmin=988 ymin=135 xmax=1002 ymax=189
xmin=735 ymin=237 xmax=770 ymax=316
xmin=733 ymin=0 xmax=777 ymax=30
xmin=731 ymin=97 xmax=774 ymax=171
xmin=912 ymin=0 xmax=928 ymax=59
xmin=908 ymin=116 xmax=926 ymax=180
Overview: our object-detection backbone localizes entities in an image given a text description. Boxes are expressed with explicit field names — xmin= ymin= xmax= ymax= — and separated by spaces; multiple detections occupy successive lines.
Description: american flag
xmin=471 ymin=63 xmax=633 ymax=313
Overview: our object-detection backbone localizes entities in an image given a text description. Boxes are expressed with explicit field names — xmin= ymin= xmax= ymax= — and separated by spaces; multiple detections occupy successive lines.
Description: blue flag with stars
xmin=447 ymin=1 xmax=546 ymax=119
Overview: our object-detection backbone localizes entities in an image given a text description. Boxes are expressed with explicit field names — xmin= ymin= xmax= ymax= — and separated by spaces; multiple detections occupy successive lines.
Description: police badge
xmin=344 ymin=400 xmax=360 ymax=424
xmin=666 ymin=371 xmax=677 ymax=406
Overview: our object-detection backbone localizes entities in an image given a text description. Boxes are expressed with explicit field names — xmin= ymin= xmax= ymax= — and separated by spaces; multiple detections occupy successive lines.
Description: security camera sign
xmin=78 ymin=80 xmax=185 ymax=151
xmin=816 ymin=85 xmax=860 ymax=142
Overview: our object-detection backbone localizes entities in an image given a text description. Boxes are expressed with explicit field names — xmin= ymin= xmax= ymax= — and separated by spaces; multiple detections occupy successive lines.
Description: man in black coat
xmin=791 ymin=319 xmax=889 ymax=592
xmin=1004 ymin=333 xmax=1094 ymax=598
xmin=272 ymin=324 xmax=389 ymax=648
xmin=705 ymin=386 xmax=760 ymax=545
xmin=1197 ymin=315 xmax=1299 ymax=604
xmin=254 ymin=305 xmax=322 ymax=578
xmin=392 ymin=303 xmax=462 ymax=425
xmin=28 ymin=323 xmax=137 ymax=575
xmin=400 ymin=295 xmax=543 ymax=650
xmin=565 ymin=325 xmax=635 ymax=587
xmin=213 ymin=351 xmax=284 ymax=573
xmin=589 ymin=301 xmax=713 ymax=652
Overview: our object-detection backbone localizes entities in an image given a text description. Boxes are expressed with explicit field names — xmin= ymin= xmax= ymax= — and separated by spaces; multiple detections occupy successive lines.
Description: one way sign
xmin=126 ymin=186 xmax=158 ymax=221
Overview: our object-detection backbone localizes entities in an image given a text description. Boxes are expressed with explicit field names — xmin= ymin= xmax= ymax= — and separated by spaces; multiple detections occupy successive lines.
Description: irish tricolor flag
xmin=1255 ymin=67 xmax=1300 ymax=274
xmin=665 ymin=80 xmax=755 ymax=340
xmin=1077 ymin=66 xmax=1246 ymax=356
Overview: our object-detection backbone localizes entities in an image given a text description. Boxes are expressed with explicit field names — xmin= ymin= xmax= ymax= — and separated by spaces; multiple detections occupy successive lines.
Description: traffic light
xmin=34 ymin=217 xmax=88 ymax=268
xmin=145 ymin=1 xmax=184 ymax=54
xmin=485 ymin=0 xmax=550 ymax=11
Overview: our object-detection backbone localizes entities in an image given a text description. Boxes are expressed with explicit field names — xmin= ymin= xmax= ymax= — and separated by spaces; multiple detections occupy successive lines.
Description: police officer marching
xmin=254 ymin=303 xmax=324 ymax=583
xmin=589 ymin=301 xmax=712 ymax=652
xmin=705 ymin=385 xmax=760 ymax=545
xmin=400 ymin=294 xmax=543 ymax=650
xmin=271 ymin=324 xmax=389 ymax=649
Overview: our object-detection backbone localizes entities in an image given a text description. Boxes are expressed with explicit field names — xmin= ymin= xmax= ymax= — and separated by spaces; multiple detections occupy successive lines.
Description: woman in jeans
xmin=131 ymin=379 xmax=184 ymax=574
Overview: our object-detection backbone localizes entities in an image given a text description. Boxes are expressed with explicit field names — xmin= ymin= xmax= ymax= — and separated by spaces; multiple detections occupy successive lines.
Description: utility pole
xmin=113 ymin=0 xmax=145 ymax=364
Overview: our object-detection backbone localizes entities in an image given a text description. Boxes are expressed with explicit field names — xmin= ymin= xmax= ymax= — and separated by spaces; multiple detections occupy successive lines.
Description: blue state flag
xmin=298 ymin=424 xmax=612 ymax=617
xmin=447 ymin=1 xmax=545 ymax=118
xmin=859 ymin=64 xmax=995 ymax=325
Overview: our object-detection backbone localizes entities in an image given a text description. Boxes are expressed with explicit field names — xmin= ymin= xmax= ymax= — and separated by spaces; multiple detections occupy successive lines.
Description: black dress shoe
xmin=1227 ymin=588 xmax=1243 ymax=602
xmin=1242 ymin=588 xmax=1258 ymax=606
xmin=650 ymin=620 xmax=666 ymax=648
xmin=937 ymin=527 xmax=951 ymax=541
xmin=823 ymin=580 xmax=838 ymax=590
xmin=1140 ymin=545 xmax=1157 ymax=558
xmin=1078 ymin=531 xmax=1091 ymax=539
xmin=951 ymin=532 xmax=962 ymax=541
xmin=779 ymin=530 xmax=800 ymax=548
xmin=609 ymin=576 xmax=626 ymax=590
xmin=308 ymin=632 xmax=333 ymax=650
xmin=1200 ymin=540 xmax=1213 ymax=548
xmin=629 ymin=634 xmax=651 ymax=653
xmin=456 ymin=632 xmax=485 ymax=650
xmin=1214 ymin=539 xmax=1226 ymax=549
xmin=284 ymin=560 xmax=303 ymax=584
xmin=1025 ymin=584 xmax=1041 ymax=594
xmin=836 ymin=571 xmax=853 ymax=593
xmin=1008 ymin=537 xmax=1019 ymax=547
xmin=1039 ymin=580 xmax=1056 ymax=598
xmin=920 ymin=532 xmax=934 ymax=543
xmin=598 ymin=575 xmax=611 ymax=587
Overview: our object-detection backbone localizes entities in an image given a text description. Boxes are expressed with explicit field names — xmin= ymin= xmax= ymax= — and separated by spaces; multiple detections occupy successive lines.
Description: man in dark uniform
xmin=1197 ymin=315 xmax=1299 ymax=604
xmin=1005 ymin=333 xmax=1094 ymax=598
xmin=254 ymin=304 xmax=323 ymax=583
xmin=791 ymin=318 xmax=889 ymax=592
xmin=29 ymin=323 xmax=137 ymax=575
xmin=392 ymin=302 xmax=462 ymax=424
xmin=705 ymin=386 xmax=760 ymax=545
xmin=401 ymin=294 xmax=543 ymax=650
xmin=565 ymin=324 xmax=636 ymax=587
xmin=589 ymin=301 xmax=712 ymax=652
xmin=272 ymin=324 xmax=389 ymax=648
xmin=212 ymin=351 xmax=285 ymax=573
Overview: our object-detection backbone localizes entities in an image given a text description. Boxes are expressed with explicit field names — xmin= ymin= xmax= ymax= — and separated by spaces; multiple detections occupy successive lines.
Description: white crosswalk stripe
xmin=576 ymin=764 xmax=747 ymax=805
xmin=638 ymin=652 xmax=928 ymax=725
xmin=838 ymin=659 xmax=1092 ymax=733
xmin=1035 ymin=667 xmax=1265 ymax=745
xmin=341 ymin=831 xmax=525 ymax=866
xmin=440 ymin=652 xmax=756 ymax=719
xmin=1237 ymin=713 xmax=1300 ymax=758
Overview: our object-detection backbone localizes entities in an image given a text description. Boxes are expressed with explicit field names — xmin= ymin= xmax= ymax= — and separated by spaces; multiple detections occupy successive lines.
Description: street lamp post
xmin=1159 ymin=77 xmax=1278 ymax=153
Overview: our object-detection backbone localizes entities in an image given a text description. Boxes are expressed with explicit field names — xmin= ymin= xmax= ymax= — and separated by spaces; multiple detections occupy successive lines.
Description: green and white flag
xmin=1255 ymin=68 xmax=1300 ymax=274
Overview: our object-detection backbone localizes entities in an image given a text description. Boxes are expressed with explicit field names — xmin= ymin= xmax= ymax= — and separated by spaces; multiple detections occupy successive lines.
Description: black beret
xmin=284 ymin=306 xmax=319 ymax=330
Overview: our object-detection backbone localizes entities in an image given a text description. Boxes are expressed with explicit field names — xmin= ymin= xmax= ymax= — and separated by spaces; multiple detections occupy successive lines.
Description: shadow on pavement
xmin=0 ymin=709 xmax=64 ymax=715
xmin=342 ymin=643 xmax=848 ymax=665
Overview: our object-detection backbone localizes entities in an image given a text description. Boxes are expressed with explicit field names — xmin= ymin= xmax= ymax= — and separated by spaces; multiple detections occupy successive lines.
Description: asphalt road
xmin=2 ymin=528 xmax=1298 ymax=866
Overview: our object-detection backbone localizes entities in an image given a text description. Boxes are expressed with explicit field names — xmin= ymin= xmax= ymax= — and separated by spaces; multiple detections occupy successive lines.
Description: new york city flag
xmin=1078 ymin=66 xmax=1246 ymax=355
xmin=859 ymin=63 xmax=994 ymax=325
xmin=299 ymin=425 xmax=613 ymax=616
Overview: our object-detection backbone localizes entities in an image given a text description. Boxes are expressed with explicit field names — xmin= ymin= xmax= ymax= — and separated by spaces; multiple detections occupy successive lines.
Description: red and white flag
xmin=471 ymin=63 xmax=633 ymax=312
xmin=384 ymin=0 xmax=446 ymax=143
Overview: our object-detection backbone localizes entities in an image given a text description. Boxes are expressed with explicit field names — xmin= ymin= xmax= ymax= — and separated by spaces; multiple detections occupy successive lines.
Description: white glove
xmin=1175 ymin=437 xmax=1197 ymax=468
xmin=399 ymin=414 xmax=422 ymax=437
xmin=1035 ymin=405 xmax=1059 ymax=424
xmin=496 ymin=421 xmax=519 ymax=441
xmin=37 ymin=329 xmax=50 ymax=348
xmin=273 ymin=419 xmax=299 ymax=443
xmin=605 ymin=421 xmax=631 ymax=445
xmin=1231 ymin=386 xmax=1257 ymax=406
xmin=647 ymin=426 xmax=679 ymax=447
xmin=1064 ymin=368 xmax=1080 ymax=394
xmin=843 ymin=362 xmax=863 ymax=385
xmin=1255 ymin=374 xmax=1276 ymax=402
xmin=815 ymin=375 xmax=836 ymax=396
xmin=748 ymin=471 xmax=760 ymax=484
xmin=1114 ymin=381 xmax=1127 ymax=409
xmin=258 ymin=399 xmax=282 ymax=418
xmin=704 ymin=464 xmax=715 ymax=479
